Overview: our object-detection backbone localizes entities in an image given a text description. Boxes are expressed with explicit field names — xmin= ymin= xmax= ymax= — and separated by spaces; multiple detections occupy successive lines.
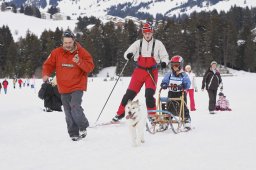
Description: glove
xmin=161 ymin=82 xmax=168 ymax=89
xmin=126 ymin=53 xmax=133 ymax=60
xmin=161 ymin=62 xmax=167 ymax=68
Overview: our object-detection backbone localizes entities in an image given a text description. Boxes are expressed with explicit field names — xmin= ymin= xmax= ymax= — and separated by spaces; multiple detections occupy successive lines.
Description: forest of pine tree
xmin=0 ymin=6 xmax=255 ymax=78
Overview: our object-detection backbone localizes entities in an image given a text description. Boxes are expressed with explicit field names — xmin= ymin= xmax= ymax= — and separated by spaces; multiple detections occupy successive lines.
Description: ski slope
xmin=0 ymin=70 xmax=255 ymax=170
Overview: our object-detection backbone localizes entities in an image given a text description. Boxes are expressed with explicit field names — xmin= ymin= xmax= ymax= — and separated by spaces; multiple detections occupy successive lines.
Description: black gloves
xmin=126 ymin=53 xmax=133 ymax=60
xmin=161 ymin=62 xmax=167 ymax=68
xmin=161 ymin=82 xmax=168 ymax=89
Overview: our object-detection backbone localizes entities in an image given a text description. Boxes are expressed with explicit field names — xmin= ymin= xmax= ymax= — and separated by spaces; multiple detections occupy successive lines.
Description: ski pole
xmin=95 ymin=58 xmax=131 ymax=123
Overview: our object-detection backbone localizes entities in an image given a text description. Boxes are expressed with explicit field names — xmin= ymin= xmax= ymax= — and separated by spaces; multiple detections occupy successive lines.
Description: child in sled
xmin=160 ymin=55 xmax=191 ymax=129
xmin=215 ymin=92 xmax=232 ymax=111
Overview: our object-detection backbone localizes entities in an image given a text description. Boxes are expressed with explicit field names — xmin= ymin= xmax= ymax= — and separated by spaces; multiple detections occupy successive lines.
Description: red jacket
xmin=42 ymin=43 xmax=94 ymax=94
xmin=2 ymin=80 xmax=8 ymax=88
xmin=18 ymin=79 xmax=23 ymax=85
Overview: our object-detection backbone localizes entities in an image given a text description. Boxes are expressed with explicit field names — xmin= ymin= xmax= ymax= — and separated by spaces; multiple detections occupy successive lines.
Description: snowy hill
xmin=3 ymin=0 xmax=256 ymax=18
xmin=0 ymin=11 xmax=77 ymax=41
xmin=1 ymin=0 xmax=256 ymax=41
xmin=0 ymin=71 xmax=256 ymax=170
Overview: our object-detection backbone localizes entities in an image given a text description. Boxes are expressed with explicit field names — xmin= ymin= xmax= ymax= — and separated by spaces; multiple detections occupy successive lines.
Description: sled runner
xmin=146 ymin=88 xmax=191 ymax=134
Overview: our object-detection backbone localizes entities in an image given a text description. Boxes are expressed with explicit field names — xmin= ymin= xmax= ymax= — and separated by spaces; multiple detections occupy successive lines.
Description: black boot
xmin=112 ymin=113 xmax=125 ymax=122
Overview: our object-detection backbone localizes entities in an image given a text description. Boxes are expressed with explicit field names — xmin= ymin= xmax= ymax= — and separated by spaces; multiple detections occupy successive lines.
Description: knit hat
xmin=211 ymin=61 xmax=217 ymax=65
xmin=185 ymin=65 xmax=191 ymax=71
xmin=218 ymin=92 xmax=224 ymax=96
xmin=142 ymin=23 xmax=153 ymax=33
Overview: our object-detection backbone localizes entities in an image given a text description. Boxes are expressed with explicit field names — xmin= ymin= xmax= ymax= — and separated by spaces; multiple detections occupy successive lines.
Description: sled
xmin=146 ymin=88 xmax=190 ymax=134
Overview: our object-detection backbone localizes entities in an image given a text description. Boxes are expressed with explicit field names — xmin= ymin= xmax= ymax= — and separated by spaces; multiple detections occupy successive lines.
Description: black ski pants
xmin=207 ymin=89 xmax=218 ymax=112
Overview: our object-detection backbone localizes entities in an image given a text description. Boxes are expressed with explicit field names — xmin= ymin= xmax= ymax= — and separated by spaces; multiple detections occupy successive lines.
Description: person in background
xmin=112 ymin=22 xmax=169 ymax=122
xmin=42 ymin=30 xmax=94 ymax=141
xmin=2 ymin=79 xmax=8 ymax=94
xmin=201 ymin=61 xmax=223 ymax=114
xmin=26 ymin=78 xmax=30 ymax=87
xmin=18 ymin=78 xmax=23 ymax=89
xmin=13 ymin=78 xmax=17 ymax=89
xmin=185 ymin=65 xmax=197 ymax=111
xmin=215 ymin=92 xmax=231 ymax=111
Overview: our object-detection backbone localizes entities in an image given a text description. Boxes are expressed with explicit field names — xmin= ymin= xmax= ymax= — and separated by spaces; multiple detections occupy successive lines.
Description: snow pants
xmin=117 ymin=67 xmax=158 ymax=116
xmin=187 ymin=89 xmax=196 ymax=111
xmin=61 ymin=90 xmax=89 ymax=137
xmin=207 ymin=89 xmax=217 ymax=112
xmin=4 ymin=88 xmax=7 ymax=94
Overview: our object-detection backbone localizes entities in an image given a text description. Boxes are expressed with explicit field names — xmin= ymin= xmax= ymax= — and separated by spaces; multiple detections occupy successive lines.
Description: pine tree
xmin=40 ymin=30 xmax=56 ymax=64
xmin=126 ymin=20 xmax=139 ymax=44
xmin=102 ymin=22 xmax=118 ymax=67
xmin=0 ymin=25 xmax=14 ymax=77
xmin=24 ymin=6 xmax=33 ymax=16
xmin=5 ymin=42 xmax=18 ymax=77
xmin=116 ymin=26 xmax=130 ymax=76
xmin=20 ymin=5 xmax=24 ymax=13
xmin=85 ymin=23 xmax=105 ymax=74
xmin=16 ymin=31 xmax=41 ymax=77
xmin=34 ymin=6 xmax=41 ymax=18
xmin=53 ymin=27 xmax=63 ymax=47
xmin=48 ymin=6 xmax=59 ymax=16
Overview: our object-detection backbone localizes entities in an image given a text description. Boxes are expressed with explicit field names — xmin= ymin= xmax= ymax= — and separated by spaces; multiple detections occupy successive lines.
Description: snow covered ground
xmin=0 ymin=70 xmax=256 ymax=170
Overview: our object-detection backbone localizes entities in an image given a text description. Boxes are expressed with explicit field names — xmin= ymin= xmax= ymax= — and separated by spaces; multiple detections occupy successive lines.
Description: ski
xmin=89 ymin=121 xmax=123 ymax=128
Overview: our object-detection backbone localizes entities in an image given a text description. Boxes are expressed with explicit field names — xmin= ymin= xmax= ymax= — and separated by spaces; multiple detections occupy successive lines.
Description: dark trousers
xmin=207 ymin=89 xmax=217 ymax=111
xmin=61 ymin=91 xmax=89 ymax=137
xmin=167 ymin=91 xmax=191 ymax=120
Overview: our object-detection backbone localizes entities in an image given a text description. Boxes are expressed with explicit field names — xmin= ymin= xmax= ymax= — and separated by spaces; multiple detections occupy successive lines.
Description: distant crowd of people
xmin=0 ymin=78 xmax=34 ymax=95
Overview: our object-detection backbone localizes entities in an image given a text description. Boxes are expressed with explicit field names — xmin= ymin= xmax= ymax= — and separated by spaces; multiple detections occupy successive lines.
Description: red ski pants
xmin=187 ymin=89 xmax=196 ymax=111
xmin=117 ymin=68 xmax=158 ymax=115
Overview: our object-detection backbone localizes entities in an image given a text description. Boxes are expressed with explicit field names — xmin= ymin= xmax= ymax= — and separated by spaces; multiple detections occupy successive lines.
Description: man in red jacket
xmin=42 ymin=30 xmax=94 ymax=141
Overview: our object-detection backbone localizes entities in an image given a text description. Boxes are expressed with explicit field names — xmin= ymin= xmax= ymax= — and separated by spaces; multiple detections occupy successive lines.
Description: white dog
xmin=125 ymin=100 xmax=146 ymax=147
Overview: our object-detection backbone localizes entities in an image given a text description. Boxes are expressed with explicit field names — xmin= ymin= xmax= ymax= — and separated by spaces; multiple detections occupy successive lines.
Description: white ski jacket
xmin=186 ymin=71 xmax=197 ymax=90
xmin=124 ymin=38 xmax=169 ymax=64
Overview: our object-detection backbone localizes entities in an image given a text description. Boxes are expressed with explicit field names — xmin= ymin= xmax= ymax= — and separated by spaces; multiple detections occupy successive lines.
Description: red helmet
xmin=170 ymin=55 xmax=184 ymax=70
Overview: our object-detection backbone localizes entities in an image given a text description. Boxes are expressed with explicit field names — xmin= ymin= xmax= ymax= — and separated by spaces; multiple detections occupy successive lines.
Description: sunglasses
xmin=63 ymin=32 xmax=75 ymax=38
